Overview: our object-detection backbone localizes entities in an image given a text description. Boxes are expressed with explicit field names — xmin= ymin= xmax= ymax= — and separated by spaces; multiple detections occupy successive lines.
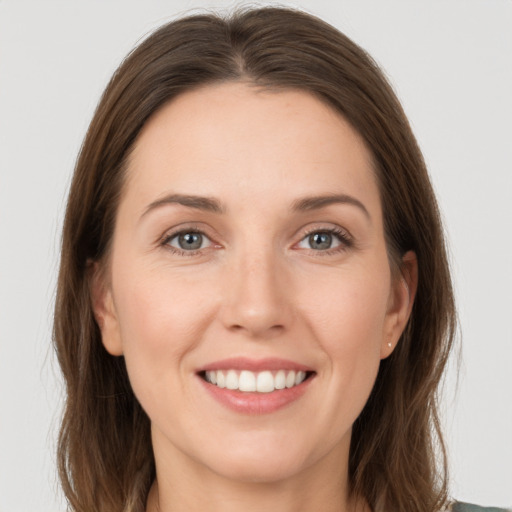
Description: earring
xmin=387 ymin=342 xmax=392 ymax=348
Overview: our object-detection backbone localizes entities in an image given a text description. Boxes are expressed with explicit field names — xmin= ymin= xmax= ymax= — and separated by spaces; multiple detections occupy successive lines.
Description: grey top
xmin=453 ymin=502 xmax=511 ymax=512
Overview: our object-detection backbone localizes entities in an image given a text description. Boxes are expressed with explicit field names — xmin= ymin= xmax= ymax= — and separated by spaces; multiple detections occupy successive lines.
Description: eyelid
xmin=158 ymin=223 xmax=221 ymax=256
xmin=167 ymin=231 xmax=212 ymax=250
xmin=293 ymin=224 xmax=354 ymax=253
xmin=157 ymin=222 xmax=354 ymax=257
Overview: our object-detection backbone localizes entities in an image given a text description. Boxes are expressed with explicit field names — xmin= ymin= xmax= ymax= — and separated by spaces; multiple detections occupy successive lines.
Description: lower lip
xmin=198 ymin=375 xmax=314 ymax=414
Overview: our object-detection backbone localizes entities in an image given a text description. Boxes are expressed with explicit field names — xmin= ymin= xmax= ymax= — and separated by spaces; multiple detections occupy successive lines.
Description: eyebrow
xmin=141 ymin=192 xmax=370 ymax=220
xmin=141 ymin=193 xmax=225 ymax=218
xmin=291 ymin=194 xmax=371 ymax=219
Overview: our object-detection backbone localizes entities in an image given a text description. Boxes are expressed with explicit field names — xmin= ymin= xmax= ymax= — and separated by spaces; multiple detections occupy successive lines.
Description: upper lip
xmin=197 ymin=357 xmax=314 ymax=373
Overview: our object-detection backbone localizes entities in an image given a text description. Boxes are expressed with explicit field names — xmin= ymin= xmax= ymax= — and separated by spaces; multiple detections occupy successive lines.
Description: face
xmin=93 ymin=83 xmax=415 ymax=485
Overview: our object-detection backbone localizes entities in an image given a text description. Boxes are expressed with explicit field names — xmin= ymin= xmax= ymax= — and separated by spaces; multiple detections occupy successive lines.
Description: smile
xmin=202 ymin=369 xmax=310 ymax=393
xmin=197 ymin=358 xmax=316 ymax=414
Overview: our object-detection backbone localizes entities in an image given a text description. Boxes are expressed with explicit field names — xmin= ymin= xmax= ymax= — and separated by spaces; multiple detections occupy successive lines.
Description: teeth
xmin=204 ymin=369 xmax=308 ymax=392
xmin=295 ymin=371 xmax=306 ymax=386
xmin=256 ymin=371 xmax=274 ymax=393
xmin=275 ymin=370 xmax=286 ymax=390
xmin=285 ymin=371 xmax=296 ymax=388
xmin=216 ymin=371 xmax=226 ymax=388
xmin=225 ymin=370 xmax=238 ymax=390
xmin=239 ymin=370 xmax=256 ymax=392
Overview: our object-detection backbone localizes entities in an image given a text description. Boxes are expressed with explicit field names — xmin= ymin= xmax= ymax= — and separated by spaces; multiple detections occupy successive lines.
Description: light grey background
xmin=1 ymin=1 xmax=511 ymax=510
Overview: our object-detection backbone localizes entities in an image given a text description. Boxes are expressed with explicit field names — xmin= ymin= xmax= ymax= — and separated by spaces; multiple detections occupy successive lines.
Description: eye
xmin=165 ymin=231 xmax=212 ymax=253
xmin=296 ymin=228 xmax=351 ymax=252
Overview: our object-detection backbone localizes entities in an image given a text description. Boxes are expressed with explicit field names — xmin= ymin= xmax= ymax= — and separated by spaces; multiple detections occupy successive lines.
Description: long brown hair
xmin=54 ymin=7 xmax=456 ymax=511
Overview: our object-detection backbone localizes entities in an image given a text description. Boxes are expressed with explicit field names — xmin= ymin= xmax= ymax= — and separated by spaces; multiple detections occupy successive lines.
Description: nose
xmin=219 ymin=248 xmax=293 ymax=339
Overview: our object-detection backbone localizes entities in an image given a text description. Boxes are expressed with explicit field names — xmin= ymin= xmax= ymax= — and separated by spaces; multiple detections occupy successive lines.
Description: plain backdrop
xmin=0 ymin=1 xmax=511 ymax=510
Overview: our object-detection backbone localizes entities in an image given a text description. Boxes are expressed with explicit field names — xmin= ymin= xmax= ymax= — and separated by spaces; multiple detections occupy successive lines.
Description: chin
xmin=208 ymin=454 xmax=307 ymax=484
xmin=195 ymin=432 xmax=316 ymax=484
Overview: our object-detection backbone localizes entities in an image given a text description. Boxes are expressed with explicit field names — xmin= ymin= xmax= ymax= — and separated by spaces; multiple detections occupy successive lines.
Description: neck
xmin=146 ymin=431 xmax=368 ymax=512
xmin=146 ymin=475 xmax=366 ymax=512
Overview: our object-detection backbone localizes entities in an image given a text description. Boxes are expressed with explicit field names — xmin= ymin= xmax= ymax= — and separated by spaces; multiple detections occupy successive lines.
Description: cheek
xmin=300 ymin=265 xmax=390 ymax=401
xmin=111 ymin=263 xmax=217 ymax=401
xmin=304 ymin=265 xmax=390 ymax=347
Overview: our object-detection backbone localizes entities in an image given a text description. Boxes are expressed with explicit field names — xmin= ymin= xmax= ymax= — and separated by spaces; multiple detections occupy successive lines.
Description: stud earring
xmin=387 ymin=342 xmax=392 ymax=348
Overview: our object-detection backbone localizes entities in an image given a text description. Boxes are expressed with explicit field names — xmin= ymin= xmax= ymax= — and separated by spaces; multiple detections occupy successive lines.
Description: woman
xmin=52 ymin=7 xmax=507 ymax=512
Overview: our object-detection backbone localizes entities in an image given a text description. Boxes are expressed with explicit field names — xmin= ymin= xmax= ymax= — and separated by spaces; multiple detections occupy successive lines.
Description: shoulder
xmin=452 ymin=502 xmax=511 ymax=512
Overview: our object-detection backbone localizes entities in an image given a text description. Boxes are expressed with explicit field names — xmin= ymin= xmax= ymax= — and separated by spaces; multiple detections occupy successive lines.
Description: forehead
xmin=124 ymin=82 xmax=381 ymax=220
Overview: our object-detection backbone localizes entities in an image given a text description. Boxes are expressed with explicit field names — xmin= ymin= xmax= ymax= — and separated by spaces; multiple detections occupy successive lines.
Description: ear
xmin=380 ymin=251 xmax=418 ymax=359
xmin=88 ymin=261 xmax=124 ymax=356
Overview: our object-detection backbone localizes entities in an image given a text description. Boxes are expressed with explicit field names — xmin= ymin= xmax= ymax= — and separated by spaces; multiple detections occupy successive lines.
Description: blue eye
xmin=166 ymin=231 xmax=211 ymax=252
xmin=297 ymin=229 xmax=348 ymax=251
xmin=308 ymin=232 xmax=336 ymax=250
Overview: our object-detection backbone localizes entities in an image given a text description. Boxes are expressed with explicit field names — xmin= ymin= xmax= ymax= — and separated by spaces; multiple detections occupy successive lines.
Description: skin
xmin=92 ymin=82 xmax=417 ymax=512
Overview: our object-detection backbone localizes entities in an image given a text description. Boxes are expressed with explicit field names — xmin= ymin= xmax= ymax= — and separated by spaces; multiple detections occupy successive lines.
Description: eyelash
xmin=298 ymin=226 xmax=354 ymax=256
xmin=159 ymin=225 xmax=213 ymax=257
xmin=159 ymin=226 xmax=353 ymax=257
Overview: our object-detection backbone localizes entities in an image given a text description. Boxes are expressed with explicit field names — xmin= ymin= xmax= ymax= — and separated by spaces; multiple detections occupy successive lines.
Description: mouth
xmin=198 ymin=369 xmax=315 ymax=393
xmin=196 ymin=358 xmax=316 ymax=414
